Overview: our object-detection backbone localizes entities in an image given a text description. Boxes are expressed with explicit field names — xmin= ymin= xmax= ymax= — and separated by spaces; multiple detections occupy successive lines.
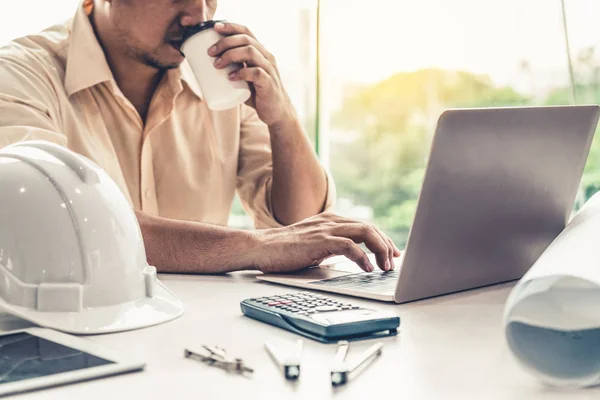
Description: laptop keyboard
xmin=310 ymin=270 xmax=399 ymax=294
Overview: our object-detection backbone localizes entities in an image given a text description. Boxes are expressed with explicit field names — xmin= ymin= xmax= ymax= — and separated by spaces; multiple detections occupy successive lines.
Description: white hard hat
xmin=0 ymin=141 xmax=184 ymax=334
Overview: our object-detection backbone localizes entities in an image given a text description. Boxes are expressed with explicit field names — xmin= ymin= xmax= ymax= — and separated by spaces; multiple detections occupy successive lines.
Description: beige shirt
xmin=0 ymin=1 xmax=334 ymax=228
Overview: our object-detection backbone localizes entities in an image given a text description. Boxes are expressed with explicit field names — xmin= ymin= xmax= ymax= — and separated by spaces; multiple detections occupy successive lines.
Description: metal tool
xmin=330 ymin=340 xmax=384 ymax=386
xmin=184 ymin=345 xmax=254 ymax=375
xmin=264 ymin=339 xmax=303 ymax=380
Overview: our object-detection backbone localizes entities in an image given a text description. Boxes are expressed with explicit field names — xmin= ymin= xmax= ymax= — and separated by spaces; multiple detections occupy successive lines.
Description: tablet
xmin=0 ymin=327 xmax=145 ymax=397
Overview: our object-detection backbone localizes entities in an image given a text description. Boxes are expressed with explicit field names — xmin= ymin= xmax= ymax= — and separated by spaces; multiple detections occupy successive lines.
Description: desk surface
xmin=7 ymin=272 xmax=600 ymax=400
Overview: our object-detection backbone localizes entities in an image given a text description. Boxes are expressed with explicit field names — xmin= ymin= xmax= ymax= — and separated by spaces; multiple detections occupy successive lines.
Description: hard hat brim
xmin=0 ymin=280 xmax=184 ymax=335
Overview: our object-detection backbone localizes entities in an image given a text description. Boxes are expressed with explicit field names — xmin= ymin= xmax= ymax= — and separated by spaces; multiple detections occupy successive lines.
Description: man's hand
xmin=250 ymin=213 xmax=402 ymax=274
xmin=209 ymin=21 xmax=293 ymax=128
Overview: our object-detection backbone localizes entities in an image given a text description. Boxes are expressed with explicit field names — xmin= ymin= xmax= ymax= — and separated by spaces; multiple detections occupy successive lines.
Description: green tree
xmin=543 ymin=46 xmax=600 ymax=203
xmin=331 ymin=69 xmax=531 ymax=246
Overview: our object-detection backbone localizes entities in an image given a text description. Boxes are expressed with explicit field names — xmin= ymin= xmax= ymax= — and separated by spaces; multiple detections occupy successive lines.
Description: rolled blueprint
xmin=504 ymin=192 xmax=600 ymax=388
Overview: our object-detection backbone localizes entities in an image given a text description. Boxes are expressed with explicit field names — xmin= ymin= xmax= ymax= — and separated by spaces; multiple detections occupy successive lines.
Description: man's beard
xmin=126 ymin=46 xmax=180 ymax=70
xmin=141 ymin=53 xmax=180 ymax=70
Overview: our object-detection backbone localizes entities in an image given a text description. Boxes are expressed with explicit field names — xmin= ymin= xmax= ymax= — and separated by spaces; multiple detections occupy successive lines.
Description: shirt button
xmin=144 ymin=188 xmax=152 ymax=199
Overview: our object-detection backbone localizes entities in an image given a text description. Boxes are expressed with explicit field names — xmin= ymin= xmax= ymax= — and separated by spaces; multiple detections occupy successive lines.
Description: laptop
xmin=258 ymin=105 xmax=600 ymax=303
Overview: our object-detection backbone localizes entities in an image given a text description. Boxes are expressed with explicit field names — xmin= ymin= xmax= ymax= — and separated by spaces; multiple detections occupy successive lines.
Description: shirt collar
xmin=64 ymin=0 xmax=113 ymax=97
xmin=65 ymin=0 xmax=203 ymax=102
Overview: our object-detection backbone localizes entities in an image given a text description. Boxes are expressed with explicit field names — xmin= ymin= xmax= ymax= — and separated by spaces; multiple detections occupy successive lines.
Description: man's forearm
xmin=269 ymin=117 xmax=328 ymax=225
xmin=136 ymin=211 xmax=260 ymax=274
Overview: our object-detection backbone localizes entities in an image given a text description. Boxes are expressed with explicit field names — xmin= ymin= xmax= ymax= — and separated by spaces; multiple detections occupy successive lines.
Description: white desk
xmin=8 ymin=272 xmax=600 ymax=400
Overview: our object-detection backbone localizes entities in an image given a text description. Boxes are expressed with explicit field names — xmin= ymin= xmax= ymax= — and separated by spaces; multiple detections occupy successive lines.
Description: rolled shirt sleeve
xmin=236 ymin=104 xmax=336 ymax=229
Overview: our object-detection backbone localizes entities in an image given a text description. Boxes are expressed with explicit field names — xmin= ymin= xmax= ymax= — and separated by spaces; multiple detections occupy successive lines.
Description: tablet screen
xmin=0 ymin=332 xmax=114 ymax=384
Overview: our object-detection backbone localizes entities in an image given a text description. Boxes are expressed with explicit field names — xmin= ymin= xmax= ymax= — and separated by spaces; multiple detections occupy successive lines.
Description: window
xmin=562 ymin=0 xmax=600 ymax=201
xmin=321 ymin=0 xmax=600 ymax=246
xmin=1 ymin=1 xmax=597 ymax=239
xmin=0 ymin=1 xmax=79 ymax=45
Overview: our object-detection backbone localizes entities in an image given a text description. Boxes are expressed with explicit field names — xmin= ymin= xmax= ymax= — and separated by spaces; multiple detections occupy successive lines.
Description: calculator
xmin=240 ymin=292 xmax=400 ymax=343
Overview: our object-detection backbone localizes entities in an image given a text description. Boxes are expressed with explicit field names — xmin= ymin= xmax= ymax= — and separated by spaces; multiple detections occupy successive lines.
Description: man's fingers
xmin=331 ymin=224 xmax=390 ymax=271
xmin=330 ymin=238 xmax=374 ymax=272
xmin=214 ymin=21 xmax=257 ymax=40
xmin=229 ymin=67 xmax=272 ymax=90
xmin=214 ymin=45 xmax=274 ymax=77
xmin=208 ymin=34 xmax=270 ymax=61
xmin=372 ymin=225 xmax=395 ymax=270
xmin=318 ymin=214 xmax=400 ymax=270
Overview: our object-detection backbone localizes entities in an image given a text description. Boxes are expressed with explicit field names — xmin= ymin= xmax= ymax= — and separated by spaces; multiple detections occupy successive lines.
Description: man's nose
xmin=179 ymin=1 xmax=209 ymax=27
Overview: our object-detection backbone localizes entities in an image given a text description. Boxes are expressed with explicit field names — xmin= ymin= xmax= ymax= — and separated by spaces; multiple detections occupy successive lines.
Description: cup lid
xmin=182 ymin=20 xmax=224 ymax=42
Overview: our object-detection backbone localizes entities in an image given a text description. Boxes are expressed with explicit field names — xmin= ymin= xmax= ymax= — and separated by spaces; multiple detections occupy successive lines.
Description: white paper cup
xmin=181 ymin=21 xmax=251 ymax=111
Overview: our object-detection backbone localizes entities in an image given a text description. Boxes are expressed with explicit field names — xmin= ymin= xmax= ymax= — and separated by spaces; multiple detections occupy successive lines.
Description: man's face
xmin=107 ymin=0 xmax=218 ymax=70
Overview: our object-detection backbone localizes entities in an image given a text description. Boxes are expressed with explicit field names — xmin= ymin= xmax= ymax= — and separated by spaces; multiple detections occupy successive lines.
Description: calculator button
xmin=314 ymin=305 xmax=342 ymax=312
xmin=268 ymin=302 xmax=281 ymax=306
xmin=341 ymin=305 xmax=352 ymax=310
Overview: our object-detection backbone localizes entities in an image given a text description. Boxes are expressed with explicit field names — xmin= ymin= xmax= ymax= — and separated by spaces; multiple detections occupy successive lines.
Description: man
xmin=0 ymin=0 xmax=400 ymax=273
